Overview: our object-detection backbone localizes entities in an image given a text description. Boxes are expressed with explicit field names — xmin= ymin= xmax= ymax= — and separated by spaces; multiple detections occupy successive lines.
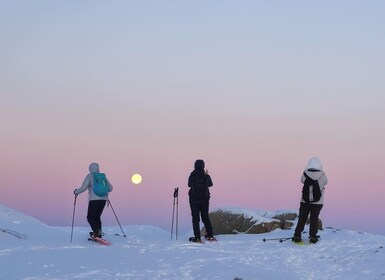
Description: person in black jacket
xmin=188 ymin=159 xmax=215 ymax=242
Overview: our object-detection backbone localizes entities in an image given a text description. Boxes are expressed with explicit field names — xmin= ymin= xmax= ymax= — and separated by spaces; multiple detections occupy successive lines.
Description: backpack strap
xmin=303 ymin=172 xmax=315 ymax=182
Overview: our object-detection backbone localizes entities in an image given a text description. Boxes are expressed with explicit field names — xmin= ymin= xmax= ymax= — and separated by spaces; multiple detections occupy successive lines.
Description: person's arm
xmin=188 ymin=175 xmax=193 ymax=188
xmin=321 ymin=173 xmax=328 ymax=186
xmin=300 ymin=172 xmax=306 ymax=184
xmin=74 ymin=174 xmax=91 ymax=195
xmin=106 ymin=177 xmax=113 ymax=192
xmin=207 ymin=175 xmax=213 ymax=187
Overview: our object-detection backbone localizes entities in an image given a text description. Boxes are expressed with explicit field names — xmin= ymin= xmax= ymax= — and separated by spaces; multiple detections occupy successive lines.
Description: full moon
xmin=131 ymin=174 xmax=142 ymax=184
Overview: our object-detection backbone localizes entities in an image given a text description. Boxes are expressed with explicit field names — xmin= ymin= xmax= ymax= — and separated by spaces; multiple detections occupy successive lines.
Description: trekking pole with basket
xmin=108 ymin=199 xmax=127 ymax=237
xmin=170 ymin=187 xmax=179 ymax=240
xmin=70 ymin=194 xmax=78 ymax=242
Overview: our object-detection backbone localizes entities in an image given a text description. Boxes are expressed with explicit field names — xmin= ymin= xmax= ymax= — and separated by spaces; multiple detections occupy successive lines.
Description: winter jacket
xmin=75 ymin=163 xmax=113 ymax=201
xmin=300 ymin=157 xmax=328 ymax=205
xmin=188 ymin=159 xmax=213 ymax=202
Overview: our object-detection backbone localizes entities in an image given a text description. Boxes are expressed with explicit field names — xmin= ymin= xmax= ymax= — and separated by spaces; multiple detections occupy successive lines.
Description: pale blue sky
xmin=1 ymin=1 xmax=385 ymax=234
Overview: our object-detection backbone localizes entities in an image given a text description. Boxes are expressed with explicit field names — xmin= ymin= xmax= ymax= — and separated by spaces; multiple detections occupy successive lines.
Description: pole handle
xmin=171 ymin=187 xmax=179 ymax=240
xmin=173 ymin=187 xmax=179 ymax=198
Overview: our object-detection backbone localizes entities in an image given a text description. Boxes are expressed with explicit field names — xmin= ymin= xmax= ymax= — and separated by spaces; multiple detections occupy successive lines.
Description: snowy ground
xmin=1 ymin=204 xmax=385 ymax=280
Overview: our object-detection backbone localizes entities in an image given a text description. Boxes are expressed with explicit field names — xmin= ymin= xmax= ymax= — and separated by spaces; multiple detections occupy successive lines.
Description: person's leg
xmin=190 ymin=201 xmax=201 ymax=239
xmin=200 ymin=200 xmax=213 ymax=237
xmin=294 ymin=202 xmax=310 ymax=239
xmin=309 ymin=204 xmax=323 ymax=238
xmin=87 ymin=200 xmax=99 ymax=234
xmin=95 ymin=200 xmax=107 ymax=237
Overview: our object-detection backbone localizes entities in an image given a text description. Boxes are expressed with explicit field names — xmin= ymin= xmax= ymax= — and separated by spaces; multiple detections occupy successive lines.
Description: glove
xmin=74 ymin=189 xmax=77 ymax=195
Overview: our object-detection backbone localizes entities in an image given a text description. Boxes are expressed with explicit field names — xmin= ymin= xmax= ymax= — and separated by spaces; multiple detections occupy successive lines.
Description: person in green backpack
xmin=74 ymin=162 xmax=113 ymax=238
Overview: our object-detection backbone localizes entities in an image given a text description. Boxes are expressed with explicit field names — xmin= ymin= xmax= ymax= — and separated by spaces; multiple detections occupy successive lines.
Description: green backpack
xmin=92 ymin=173 xmax=109 ymax=197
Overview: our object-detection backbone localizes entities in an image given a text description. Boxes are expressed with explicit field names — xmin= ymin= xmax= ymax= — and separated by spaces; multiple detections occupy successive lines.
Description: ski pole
xmin=175 ymin=187 xmax=179 ymax=240
xmin=171 ymin=189 xmax=175 ymax=240
xmin=108 ymin=199 xmax=126 ymax=237
xmin=70 ymin=194 xmax=78 ymax=242
xmin=262 ymin=237 xmax=292 ymax=242
xmin=171 ymin=187 xmax=179 ymax=240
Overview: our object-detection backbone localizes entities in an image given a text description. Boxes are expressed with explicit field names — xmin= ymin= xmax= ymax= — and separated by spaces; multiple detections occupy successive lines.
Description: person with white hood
xmin=292 ymin=157 xmax=328 ymax=244
xmin=74 ymin=163 xmax=113 ymax=239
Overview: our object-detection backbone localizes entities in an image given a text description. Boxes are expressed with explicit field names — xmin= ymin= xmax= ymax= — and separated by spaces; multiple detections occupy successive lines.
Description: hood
xmin=194 ymin=159 xmax=205 ymax=170
xmin=89 ymin=162 xmax=100 ymax=173
xmin=304 ymin=170 xmax=325 ymax=181
xmin=305 ymin=157 xmax=323 ymax=171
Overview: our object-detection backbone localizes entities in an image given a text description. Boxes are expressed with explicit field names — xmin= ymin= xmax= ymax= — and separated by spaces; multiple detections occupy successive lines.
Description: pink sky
xmin=1 ymin=1 xmax=385 ymax=235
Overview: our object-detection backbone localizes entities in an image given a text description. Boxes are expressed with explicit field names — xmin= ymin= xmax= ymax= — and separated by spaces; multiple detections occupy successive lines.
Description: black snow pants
xmin=294 ymin=202 xmax=323 ymax=238
xmin=190 ymin=199 xmax=213 ymax=239
xmin=87 ymin=200 xmax=107 ymax=235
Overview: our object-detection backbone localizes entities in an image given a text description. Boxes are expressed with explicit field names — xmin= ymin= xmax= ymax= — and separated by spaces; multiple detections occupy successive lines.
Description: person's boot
xmin=189 ymin=237 xmax=203 ymax=243
xmin=309 ymin=235 xmax=320 ymax=244
xmin=292 ymin=234 xmax=302 ymax=243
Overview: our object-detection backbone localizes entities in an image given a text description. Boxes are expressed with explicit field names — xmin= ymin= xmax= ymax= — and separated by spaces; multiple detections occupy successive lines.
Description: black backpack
xmin=191 ymin=174 xmax=209 ymax=199
xmin=302 ymin=172 xmax=322 ymax=203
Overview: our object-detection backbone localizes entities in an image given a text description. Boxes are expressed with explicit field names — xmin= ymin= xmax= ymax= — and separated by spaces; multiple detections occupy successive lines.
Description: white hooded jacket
xmin=75 ymin=163 xmax=113 ymax=201
xmin=300 ymin=157 xmax=328 ymax=205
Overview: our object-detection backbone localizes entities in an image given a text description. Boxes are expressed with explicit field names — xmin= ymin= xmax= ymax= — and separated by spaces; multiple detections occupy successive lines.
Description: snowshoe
xmin=292 ymin=235 xmax=303 ymax=243
xmin=88 ymin=231 xmax=112 ymax=246
xmin=189 ymin=237 xmax=204 ymax=243
xmin=309 ymin=235 xmax=320 ymax=244
xmin=89 ymin=231 xmax=102 ymax=239
xmin=205 ymin=235 xmax=217 ymax=242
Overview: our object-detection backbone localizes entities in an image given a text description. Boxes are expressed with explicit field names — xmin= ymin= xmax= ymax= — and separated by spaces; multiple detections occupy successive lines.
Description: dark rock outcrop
xmin=201 ymin=208 xmax=322 ymax=235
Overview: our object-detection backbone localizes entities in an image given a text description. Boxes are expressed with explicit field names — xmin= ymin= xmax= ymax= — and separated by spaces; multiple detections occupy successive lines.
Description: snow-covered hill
xmin=1 ymin=204 xmax=384 ymax=280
